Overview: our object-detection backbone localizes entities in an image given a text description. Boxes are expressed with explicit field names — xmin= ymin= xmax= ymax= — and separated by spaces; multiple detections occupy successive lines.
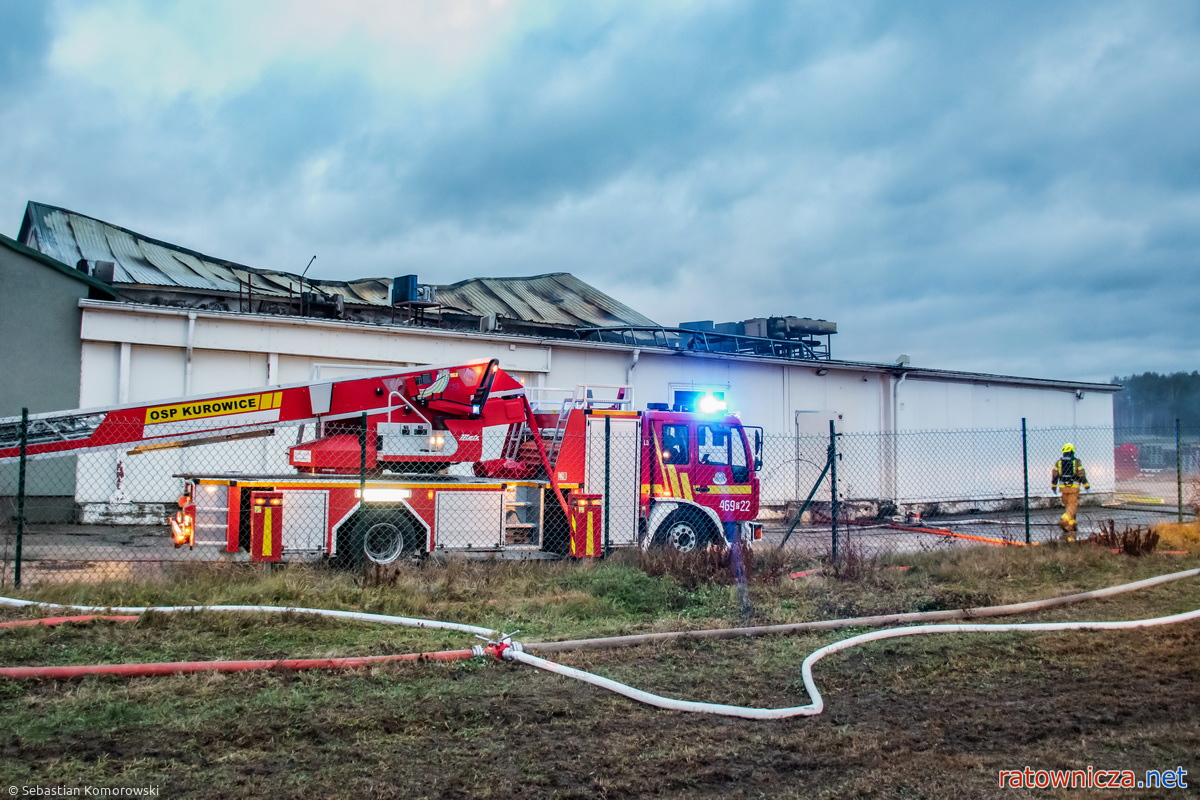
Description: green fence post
xmin=604 ymin=414 xmax=611 ymax=556
xmin=15 ymin=408 xmax=28 ymax=588
xmin=1022 ymin=418 xmax=1030 ymax=545
xmin=1177 ymin=419 xmax=1183 ymax=524
xmin=829 ymin=419 xmax=839 ymax=561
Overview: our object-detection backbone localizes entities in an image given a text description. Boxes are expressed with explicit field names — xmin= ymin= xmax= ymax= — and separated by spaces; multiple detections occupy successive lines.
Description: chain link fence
xmin=762 ymin=422 xmax=1198 ymax=561
xmin=1 ymin=413 xmax=1196 ymax=587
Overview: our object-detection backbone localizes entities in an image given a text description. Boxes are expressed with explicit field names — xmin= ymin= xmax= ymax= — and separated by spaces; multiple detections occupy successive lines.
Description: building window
xmin=660 ymin=424 xmax=689 ymax=464
xmin=671 ymin=388 xmax=726 ymax=412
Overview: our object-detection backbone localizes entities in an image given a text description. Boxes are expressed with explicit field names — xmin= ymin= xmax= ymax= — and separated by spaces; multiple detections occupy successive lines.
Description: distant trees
xmin=1112 ymin=372 xmax=1200 ymax=429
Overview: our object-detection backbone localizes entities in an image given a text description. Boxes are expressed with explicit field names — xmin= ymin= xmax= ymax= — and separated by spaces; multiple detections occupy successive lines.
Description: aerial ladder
xmin=0 ymin=360 xmax=762 ymax=564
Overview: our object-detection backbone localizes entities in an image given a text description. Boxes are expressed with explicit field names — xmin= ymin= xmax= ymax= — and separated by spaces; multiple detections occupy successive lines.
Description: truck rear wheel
xmin=653 ymin=509 xmax=717 ymax=553
xmin=363 ymin=520 xmax=411 ymax=564
xmin=334 ymin=508 xmax=422 ymax=568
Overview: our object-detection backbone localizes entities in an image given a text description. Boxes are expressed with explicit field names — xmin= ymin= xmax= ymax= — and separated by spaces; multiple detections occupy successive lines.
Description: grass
xmin=1 ymin=544 xmax=1198 ymax=799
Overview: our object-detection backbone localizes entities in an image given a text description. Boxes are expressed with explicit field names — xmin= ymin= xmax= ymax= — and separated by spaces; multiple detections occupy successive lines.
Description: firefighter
xmin=1051 ymin=443 xmax=1090 ymax=538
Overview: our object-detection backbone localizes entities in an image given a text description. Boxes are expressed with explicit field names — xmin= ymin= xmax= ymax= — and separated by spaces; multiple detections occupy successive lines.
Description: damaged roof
xmin=0 ymin=232 xmax=118 ymax=299
xmin=17 ymin=202 xmax=657 ymax=329
xmin=436 ymin=274 xmax=656 ymax=328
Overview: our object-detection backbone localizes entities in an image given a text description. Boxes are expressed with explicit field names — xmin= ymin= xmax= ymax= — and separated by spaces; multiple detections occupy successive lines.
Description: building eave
xmin=76 ymin=300 xmax=1120 ymax=393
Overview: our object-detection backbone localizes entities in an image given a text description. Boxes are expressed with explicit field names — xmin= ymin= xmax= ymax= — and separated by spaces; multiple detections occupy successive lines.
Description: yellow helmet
xmin=1061 ymin=443 xmax=1075 ymax=454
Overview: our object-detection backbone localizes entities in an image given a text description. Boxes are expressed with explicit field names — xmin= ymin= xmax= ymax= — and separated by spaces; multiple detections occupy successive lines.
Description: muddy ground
xmin=1 ymin=612 xmax=1196 ymax=798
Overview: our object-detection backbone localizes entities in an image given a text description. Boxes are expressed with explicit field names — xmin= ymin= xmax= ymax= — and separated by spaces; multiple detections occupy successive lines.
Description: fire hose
xmin=1 ymin=567 xmax=1198 ymax=719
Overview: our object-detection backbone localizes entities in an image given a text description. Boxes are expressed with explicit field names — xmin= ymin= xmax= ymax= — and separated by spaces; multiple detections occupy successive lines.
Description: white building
xmin=8 ymin=202 xmax=1118 ymax=520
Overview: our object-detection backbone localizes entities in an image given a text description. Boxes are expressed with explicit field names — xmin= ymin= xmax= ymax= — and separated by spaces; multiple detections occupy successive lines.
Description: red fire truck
xmin=0 ymin=359 xmax=762 ymax=564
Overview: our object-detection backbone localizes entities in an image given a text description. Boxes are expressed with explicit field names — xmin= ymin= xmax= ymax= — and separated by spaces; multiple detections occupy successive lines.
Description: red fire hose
xmin=0 ymin=615 xmax=140 ymax=629
xmin=886 ymin=523 xmax=1038 ymax=546
xmin=0 ymin=647 xmax=480 ymax=680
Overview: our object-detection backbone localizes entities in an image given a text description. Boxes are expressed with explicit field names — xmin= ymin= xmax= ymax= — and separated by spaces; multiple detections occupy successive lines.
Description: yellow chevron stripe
xmin=666 ymin=465 xmax=681 ymax=498
xmin=679 ymin=471 xmax=694 ymax=501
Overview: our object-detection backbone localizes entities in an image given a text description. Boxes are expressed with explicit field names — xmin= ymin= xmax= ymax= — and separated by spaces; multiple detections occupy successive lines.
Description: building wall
xmin=71 ymin=302 xmax=1117 ymax=510
xmin=0 ymin=247 xmax=88 ymax=416
xmin=0 ymin=246 xmax=88 ymax=514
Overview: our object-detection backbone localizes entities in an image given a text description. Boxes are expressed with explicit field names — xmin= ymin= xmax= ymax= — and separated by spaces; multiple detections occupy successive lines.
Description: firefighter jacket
xmin=1051 ymin=456 xmax=1090 ymax=489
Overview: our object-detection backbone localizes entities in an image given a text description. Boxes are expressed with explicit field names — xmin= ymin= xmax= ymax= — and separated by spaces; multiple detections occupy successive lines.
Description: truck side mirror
xmin=754 ymin=428 xmax=763 ymax=471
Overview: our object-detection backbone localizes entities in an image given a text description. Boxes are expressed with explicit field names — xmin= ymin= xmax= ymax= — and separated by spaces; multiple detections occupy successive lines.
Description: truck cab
xmin=642 ymin=408 xmax=762 ymax=550
xmin=525 ymin=387 xmax=763 ymax=553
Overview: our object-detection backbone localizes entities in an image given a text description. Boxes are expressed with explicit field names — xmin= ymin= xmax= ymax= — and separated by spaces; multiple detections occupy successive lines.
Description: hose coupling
xmin=475 ymin=631 xmax=523 ymax=661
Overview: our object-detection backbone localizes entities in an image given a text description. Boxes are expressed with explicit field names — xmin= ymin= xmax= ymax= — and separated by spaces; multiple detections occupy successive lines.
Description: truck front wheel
xmin=653 ymin=509 xmax=717 ymax=553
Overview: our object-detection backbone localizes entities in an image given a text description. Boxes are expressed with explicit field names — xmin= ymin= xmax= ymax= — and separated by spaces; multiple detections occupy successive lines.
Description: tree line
xmin=1112 ymin=372 xmax=1200 ymax=429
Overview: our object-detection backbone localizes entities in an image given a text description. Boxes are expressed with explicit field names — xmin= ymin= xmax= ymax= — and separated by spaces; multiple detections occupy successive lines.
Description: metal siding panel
xmin=67 ymin=218 xmax=119 ymax=267
xmin=139 ymin=241 xmax=228 ymax=289
xmin=103 ymin=230 xmax=169 ymax=286
xmin=168 ymin=252 xmax=243 ymax=291
xmin=433 ymin=274 xmax=657 ymax=328
xmin=39 ymin=210 xmax=84 ymax=267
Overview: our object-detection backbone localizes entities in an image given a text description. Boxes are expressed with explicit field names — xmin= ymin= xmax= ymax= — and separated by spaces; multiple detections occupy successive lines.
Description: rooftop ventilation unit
xmin=391 ymin=275 xmax=419 ymax=305
xmin=76 ymin=259 xmax=116 ymax=284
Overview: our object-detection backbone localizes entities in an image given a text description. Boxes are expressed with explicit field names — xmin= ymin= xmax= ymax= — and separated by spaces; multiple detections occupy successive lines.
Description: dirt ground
xmin=0 ymin=628 xmax=1195 ymax=796
xmin=2 ymin=602 xmax=1197 ymax=798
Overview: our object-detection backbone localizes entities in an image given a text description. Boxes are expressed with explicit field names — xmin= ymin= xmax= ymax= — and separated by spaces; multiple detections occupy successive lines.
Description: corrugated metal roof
xmin=0 ymin=233 xmax=117 ymax=298
xmin=25 ymin=203 xmax=243 ymax=292
xmin=17 ymin=202 xmax=658 ymax=329
xmin=436 ymin=274 xmax=657 ymax=328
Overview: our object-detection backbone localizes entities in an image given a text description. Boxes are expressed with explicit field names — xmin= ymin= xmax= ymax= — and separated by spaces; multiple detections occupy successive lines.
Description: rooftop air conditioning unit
xmin=391 ymin=274 xmax=419 ymax=305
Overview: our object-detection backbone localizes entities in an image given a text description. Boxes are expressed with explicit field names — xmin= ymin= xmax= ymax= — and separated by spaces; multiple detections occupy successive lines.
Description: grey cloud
xmin=0 ymin=0 xmax=1197 ymax=383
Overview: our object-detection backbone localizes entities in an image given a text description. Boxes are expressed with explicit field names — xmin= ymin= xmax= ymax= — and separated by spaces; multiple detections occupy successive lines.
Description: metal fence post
xmin=604 ymin=414 xmax=611 ymax=556
xmin=1177 ymin=418 xmax=1183 ymax=524
xmin=793 ymin=412 xmax=801 ymax=504
xmin=1022 ymin=418 xmax=1030 ymax=545
xmin=15 ymin=408 xmax=28 ymax=588
xmin=829 ymin=419 xmax=839 ymax=561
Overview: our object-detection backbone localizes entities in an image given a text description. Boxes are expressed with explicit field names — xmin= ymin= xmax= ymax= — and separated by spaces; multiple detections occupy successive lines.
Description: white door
xmin=281 ymin=490 xmax=328 ymax=552
xmin=436 ymin=491 xmax=505 ymax=549
xmin=585 ymin=416 xmax=641 ymax=545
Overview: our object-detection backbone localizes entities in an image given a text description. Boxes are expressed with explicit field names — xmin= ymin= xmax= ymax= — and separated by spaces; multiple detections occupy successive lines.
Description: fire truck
xmin=0 ymin=359 xmax=763 ymax=564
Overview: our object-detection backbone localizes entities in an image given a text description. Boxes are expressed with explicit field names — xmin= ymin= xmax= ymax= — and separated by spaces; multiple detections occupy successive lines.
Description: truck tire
xmin=333 ymin=508 xmax=422 ymax=568
xmin=363 ymin=520 xmax=412 ymax=564
xmin=652 ymin=509 xmax=717 ymax=553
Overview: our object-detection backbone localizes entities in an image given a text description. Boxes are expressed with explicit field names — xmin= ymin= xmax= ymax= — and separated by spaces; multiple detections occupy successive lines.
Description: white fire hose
xmin=501 ymin=608 xmax=1200 ymax=719
xmin=2 ymin=568 xmax=1198 ymax=719
xmin=0 ymin=598 xmax=496 ymax=637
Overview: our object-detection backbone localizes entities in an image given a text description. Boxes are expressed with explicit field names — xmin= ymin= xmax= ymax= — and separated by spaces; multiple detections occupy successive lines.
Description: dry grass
xmin=1092 ymin=520 xmax=1161 ymax=555
xmin=2 ymin=545 xmax=1199 ymax=799
xmin=1154 ymin=519 xmax=1200 ymax=551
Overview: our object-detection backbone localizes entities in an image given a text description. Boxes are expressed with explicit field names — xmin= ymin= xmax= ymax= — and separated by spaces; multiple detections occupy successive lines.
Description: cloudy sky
xmin=1 ymin=1 xmax=1197 ymax=384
